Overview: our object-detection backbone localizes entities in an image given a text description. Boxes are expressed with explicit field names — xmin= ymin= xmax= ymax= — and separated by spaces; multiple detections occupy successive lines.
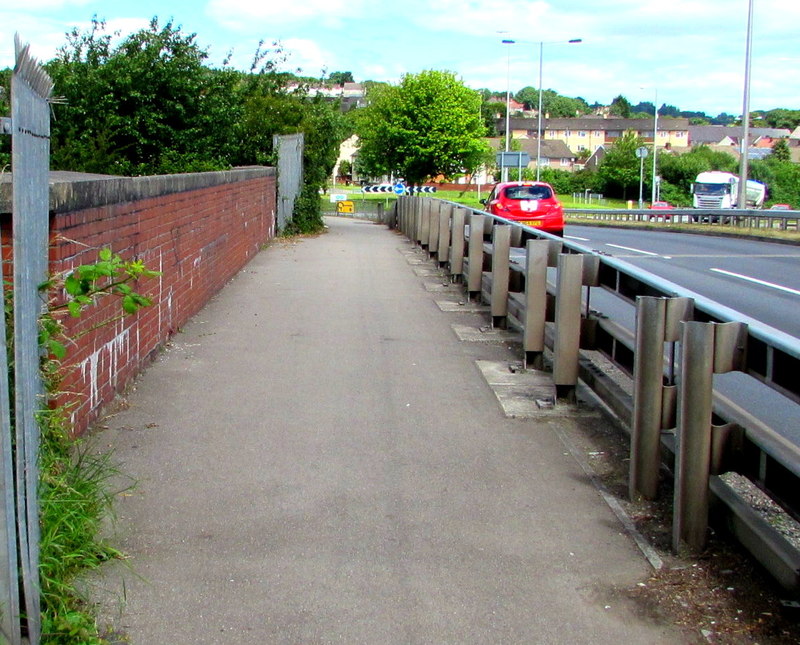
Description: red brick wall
xmin=36 ymin=170 xmax=277 ymax=434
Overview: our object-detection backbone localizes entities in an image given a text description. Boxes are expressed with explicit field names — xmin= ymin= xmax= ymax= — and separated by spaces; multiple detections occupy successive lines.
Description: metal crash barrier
xmin=394 ymin=195 xmax=800 ymax=591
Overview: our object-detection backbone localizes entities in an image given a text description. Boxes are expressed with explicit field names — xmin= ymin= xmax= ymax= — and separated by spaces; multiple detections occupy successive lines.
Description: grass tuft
xmin=37 ymin=405 xmax=127 ymax=644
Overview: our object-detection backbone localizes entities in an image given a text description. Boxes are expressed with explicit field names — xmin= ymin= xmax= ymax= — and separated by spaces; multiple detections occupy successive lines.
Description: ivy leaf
xmin=121 ymin=295 xmax=138 ymax=314
xmin=67 ymin=301 xmax=83 ymax=317
xmin=48 ymin=339 xmax=67 ymax=360
xmin=64 ymin=275 xmax=83 ymax=296
xmin=98 ymin=248 xmax=113 ymax=262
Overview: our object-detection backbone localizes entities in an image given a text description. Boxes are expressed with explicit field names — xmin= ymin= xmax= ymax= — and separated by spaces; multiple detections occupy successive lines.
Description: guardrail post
xmin=428 ymin=200 xmax=440 ymax=256
xmin=674 ymin=320 xmax=747 ymax=552
xmin=449 ymin=207 xmax=466 ymax=281
xmin=421 ymin=198 xmax=432 ymax=248
xmin=523 ymin=240 xmax=549 ymax=369
xmin=491 ymin=224 xmax=511 ymax=328
xmin=510 ymin=225 xmax=523 ymax=248
xmin=415 ymin=198 xmax=426 ymax=246
xmin=631 ymin=297 xmax=667 ymax=500
xmin=438 ymin=203 xmax=451 ymax=265
xmin=630 ymin=296 xmax=693 ymax=501
xmin=401 ymin=196 xmax=411 ymax=238
xmin=466 ymin=214 xmax=484 ymax=297
xmin=396 ymin=197 xmax=404 ymax=233
xmin=553 ymin=253 xmax=583 ymax=401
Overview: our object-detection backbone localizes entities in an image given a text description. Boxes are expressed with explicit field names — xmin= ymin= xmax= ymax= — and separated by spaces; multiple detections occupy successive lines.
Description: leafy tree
xmin=355 ymin=70 xmax=489 ymax=185
xmin=337 ymin=159 xmax=352 ymax=178
xmin=609 ymin=95 xmax=632 ymax=118
xmin=595 ymin=130 xmax=643 ymax=199
xmin=769 ymin=139 xmax=791 ymax=163
xmin=47 ymin=18 xmax=234 ymax=175
xmin=711 ymin=113 xmax=736 ymax=126
xmin=515 ymin=86 xmax=539 ymax=110
xmin=658 ymin=146 xmax=738 ymax=195
xmin=750 ymin=151 xmax=800 ymax=208
xmin=763 ymin=108 xmax=800 ymax=130
xmin=515 ymin=87 xmax=590 ymax=117
xmin=328 ymin=71 xmax=354 ymax=86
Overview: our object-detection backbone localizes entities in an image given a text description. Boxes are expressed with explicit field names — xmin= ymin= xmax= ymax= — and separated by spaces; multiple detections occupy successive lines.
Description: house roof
xmin=689 ymin=125 xmax=791 ymax=145
xmin=505 ymin=116 xmax=690 ymax=132
xmin=487 ymin=138 xmax=576 ymax=159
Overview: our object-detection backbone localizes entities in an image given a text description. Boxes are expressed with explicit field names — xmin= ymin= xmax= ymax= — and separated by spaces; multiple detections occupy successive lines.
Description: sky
xmin=1 ymin=0 xmax=798 ymax=116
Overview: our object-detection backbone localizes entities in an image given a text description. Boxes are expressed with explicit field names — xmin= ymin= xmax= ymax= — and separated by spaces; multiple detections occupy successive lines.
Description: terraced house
xmin=501 ymin=116 xmax=691 ymax=155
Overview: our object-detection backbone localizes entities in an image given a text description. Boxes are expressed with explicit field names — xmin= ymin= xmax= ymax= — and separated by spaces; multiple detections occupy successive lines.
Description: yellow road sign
xmin=337 ymin=200 xmax=355 ymax=214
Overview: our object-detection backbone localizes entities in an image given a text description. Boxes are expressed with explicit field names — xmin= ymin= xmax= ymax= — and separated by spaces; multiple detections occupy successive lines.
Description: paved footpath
xmin=94 ymin=216 xmax=687 ymax=643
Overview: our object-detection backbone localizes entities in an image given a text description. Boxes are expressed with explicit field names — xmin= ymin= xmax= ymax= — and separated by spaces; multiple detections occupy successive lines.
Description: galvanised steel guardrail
xmin=394 ymin=195 xmax=800 ymax=592
xmin=566 ymin=207 xmax=800 ymax=231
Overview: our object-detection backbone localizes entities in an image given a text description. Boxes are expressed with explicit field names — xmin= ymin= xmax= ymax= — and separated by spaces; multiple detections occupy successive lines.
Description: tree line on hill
xmin=479 ymin=87 xmax=800 ymax=130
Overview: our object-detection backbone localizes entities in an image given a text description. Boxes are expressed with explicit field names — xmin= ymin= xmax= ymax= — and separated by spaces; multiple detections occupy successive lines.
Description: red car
xmin=482 ymin=181 xmax=565 ymax=236
xmin=649 ymin=201 xmax=674 ymax=210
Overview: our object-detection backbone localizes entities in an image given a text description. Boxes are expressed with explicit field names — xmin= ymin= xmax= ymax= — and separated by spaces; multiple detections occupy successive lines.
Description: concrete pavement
xmin=93 ymin=216 xmax=686 ymax=643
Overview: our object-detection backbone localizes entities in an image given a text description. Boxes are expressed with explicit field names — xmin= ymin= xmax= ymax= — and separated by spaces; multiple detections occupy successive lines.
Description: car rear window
xmin=504 ymin=185 xmax=553 ymax=200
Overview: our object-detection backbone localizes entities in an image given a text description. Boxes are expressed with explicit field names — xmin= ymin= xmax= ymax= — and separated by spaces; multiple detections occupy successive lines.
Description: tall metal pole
xmin=502 ymin=39 xmax=514 ymax=183
xmin=536 ymin=41 xmax=544 ymax=182
xmin=738 ymin=0 xmax=754 ymax=209
xmin=651 ymin=88 xmax=659 ymax=204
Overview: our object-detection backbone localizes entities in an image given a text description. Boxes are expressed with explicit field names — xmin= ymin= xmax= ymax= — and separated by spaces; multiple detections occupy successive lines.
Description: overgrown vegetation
xmin=36 ymin=17 xmax=349 ymax=233
xmin=5 ymin=250 xmax=159 ymax=643
xmin=0 ymin=67 xmax=9 ymax=169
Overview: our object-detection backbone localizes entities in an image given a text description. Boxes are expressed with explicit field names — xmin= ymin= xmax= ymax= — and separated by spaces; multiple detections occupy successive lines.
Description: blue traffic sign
xmin=393 ymin=182 xmax=406 ymax=195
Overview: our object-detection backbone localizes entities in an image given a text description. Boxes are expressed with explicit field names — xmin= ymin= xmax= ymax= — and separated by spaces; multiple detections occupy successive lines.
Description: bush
xmin=284 ymin=182 xmax=324 ymax=235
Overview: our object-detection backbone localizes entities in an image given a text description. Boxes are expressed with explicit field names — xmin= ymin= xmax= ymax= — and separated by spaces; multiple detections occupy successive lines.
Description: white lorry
xmin=691 ymin=171 xmax=766 ymax=209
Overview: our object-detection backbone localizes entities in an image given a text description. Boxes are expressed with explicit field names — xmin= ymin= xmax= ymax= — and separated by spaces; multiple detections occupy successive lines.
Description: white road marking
xmin=606 ymin=243 xmax=661 ymax=257
xmin=710 ymin=268 xmax=800 ymax=296
xmin=565 ymin=234 xmax=590 ymax=241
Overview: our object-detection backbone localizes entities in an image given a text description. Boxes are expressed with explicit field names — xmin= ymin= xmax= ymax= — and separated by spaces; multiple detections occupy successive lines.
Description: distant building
xmin=487 ymin=96 xmax=527 ymax=116
xmin=497 ymin=116 xmax=690 ymax=155
xmin=286 ymin=82 xmax=367 ymax=111
xmin=488 ymin=137 xmax=578 ymax=172
xmin=688 ymin=125 xmax=790 ymax=148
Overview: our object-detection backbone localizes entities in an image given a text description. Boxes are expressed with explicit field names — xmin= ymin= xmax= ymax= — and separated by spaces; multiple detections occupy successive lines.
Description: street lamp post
xmin=502 ymin=39 xmax=515 ymax=182
xmin=652 ymin=88 xmax=659 ymax=204
xmin=738 ymin=0 xmax=754 ymax=210
xmin=536 ymin=38 xmax=582 ymax=181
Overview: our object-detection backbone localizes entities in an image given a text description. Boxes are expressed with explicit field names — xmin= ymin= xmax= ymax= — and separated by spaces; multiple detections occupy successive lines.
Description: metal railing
xmin=567 ymin=207 xmax=800 ymax=231
xmin=1 ymin=35 xmax=53 ymax=645
xmin=395 ymin=195 xmax=800 ymax=592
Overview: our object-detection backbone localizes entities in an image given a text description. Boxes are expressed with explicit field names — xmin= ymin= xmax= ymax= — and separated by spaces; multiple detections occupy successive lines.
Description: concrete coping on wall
xmin=0 ymin=166 xmax=276 ymax=215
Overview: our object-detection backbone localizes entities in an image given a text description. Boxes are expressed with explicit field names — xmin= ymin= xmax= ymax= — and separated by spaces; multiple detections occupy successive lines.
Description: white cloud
xmin=280 ymin=38 xmax=333 ymax=77
xmin=0 ymin=13 xmax=71 ymax=66
xmin=205 ymin=0 xmax=364 ymax=32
